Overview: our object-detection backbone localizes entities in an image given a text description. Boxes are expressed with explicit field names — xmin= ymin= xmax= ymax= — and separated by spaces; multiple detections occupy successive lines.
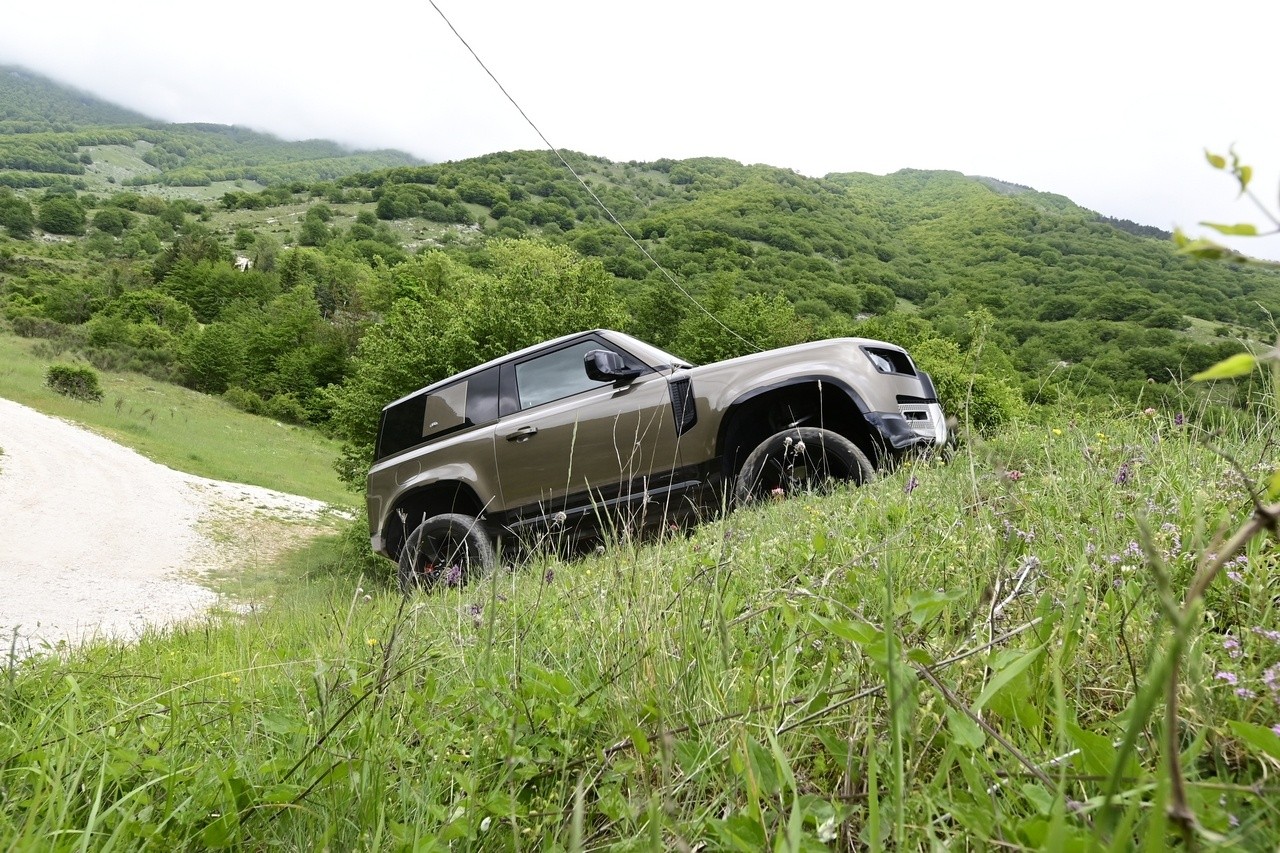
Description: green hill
xmin=2 ymin=73 xmax=1276 ymax=441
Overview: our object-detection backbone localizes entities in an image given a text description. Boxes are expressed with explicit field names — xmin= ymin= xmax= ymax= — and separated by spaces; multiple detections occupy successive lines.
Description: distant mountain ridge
xmin=0 ymin=64 xmax=423 ymax=187
xmin=0 ymin=65 xmax=153 ymax=129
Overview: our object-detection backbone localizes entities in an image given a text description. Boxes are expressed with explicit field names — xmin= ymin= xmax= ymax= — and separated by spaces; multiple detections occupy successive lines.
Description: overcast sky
xmin=4 ymin=0 xmax=1279 ymax=260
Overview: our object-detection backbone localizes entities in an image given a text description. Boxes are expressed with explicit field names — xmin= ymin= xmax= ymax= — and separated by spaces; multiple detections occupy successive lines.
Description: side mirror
xmin=584 ymin=349 xmax=641 ymax=385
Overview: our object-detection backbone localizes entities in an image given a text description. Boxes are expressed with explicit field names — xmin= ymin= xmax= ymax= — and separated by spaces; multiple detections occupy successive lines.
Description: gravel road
xmin=0 ymin=397 xmax=334 ymax=658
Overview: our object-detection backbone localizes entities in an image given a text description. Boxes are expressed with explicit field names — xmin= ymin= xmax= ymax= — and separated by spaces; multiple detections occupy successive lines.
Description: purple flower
xmin=904 ymin=476 xmax=919 ymax=494
xmin=544 ymin=568 xmax=555 ymax=584
xmin=1114 ymin=463 xmax=1131 ymax=485
xmin=1174 ymin=412 xmax=1186 ymax=427
xmin=1216 ymin=671 xmax=1238 ymax=685
xmin=1227 ymin=571 xmax=1244 ymax=584
xmin=1235 ymin=687 xmax=1256 ymax=698
xmin=443 ymin=564 xmax=463 ymax=587
xmin=1272 ymin=724 xmax=1280 ymax=737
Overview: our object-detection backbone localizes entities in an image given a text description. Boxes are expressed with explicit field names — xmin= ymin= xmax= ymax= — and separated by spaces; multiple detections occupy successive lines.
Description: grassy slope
xmin=2 ymin=396 xmax=1279 ymax=848
xmin=0 ymin=335 xmax=352 ymax=506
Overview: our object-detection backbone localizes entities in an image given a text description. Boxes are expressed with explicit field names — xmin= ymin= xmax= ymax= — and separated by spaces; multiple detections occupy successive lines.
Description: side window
xmin=515 ymin=340 xmax=612 ymax=410
xmin=422 ymin=382 xmax=467 ymax=438
xmin=377 ymin=370 xmax=501 ymax=460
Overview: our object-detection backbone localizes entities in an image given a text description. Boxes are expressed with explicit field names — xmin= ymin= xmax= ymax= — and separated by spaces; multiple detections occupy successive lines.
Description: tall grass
xmin=2 ymin=402 xmax=1279 ymax=848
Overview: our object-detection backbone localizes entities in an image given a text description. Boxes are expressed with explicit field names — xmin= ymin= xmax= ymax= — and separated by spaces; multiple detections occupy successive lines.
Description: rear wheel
xmin=734 ymin=426 xmax=873 ymax=504
xmin=397 ymin=512 xmax=496 ymax=595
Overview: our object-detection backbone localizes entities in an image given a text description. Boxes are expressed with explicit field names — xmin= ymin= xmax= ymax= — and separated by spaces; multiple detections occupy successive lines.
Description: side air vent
xmin=669 ymin=377 xmax=697 ymax=436
xmin=861 ymin=346 xmax=916 ymax=376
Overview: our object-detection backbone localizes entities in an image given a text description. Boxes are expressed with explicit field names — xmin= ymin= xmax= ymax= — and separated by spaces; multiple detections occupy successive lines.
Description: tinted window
xmin=377 ymin=379 xmax=472 ymax=459
xmin=377 ymin=395 xmax=427 ymax=460
xmin=515 ymin=340 xmax=612 ymax=410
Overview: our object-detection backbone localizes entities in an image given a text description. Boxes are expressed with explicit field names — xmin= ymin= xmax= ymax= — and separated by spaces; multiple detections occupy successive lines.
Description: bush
xmin=11 ymin=315 xmax=70 ymax=340
xmin=223 ymin=386 xmax=266 ymax=415
xmin=45 ymin=363 xmax=103 ymax=402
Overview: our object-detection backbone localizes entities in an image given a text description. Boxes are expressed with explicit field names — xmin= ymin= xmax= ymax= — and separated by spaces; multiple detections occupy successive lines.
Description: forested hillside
xmin=1 ymin=71 xmax=1274 ymax=477
xmin=0 ymin=65 xmax=422 ymax=188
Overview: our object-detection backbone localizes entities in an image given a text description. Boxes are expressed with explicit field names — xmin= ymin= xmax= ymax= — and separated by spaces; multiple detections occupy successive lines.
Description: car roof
xmin=380 ymin=329 xmax=612 ymax=411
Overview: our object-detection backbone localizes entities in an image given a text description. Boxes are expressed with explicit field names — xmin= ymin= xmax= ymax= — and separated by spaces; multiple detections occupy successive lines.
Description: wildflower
xmin=362 ymin=594 xmax=372 ymax=603
xmin=904 ymin=475 xmax=919 ymax=494
xmin=1096 ymin=432 xmax=1109 ymax=442
xmin=544 ymin=568 xmax=555 ymax=584
xmin=1253 ymin=628 xmax=1280 ymax=645
xmin=770 ymin=487 xmax=786 ymax=499
xmin=366 ymin=637 xmax=379 ymax=646
xmin=1272 ymin=724 xmax=1280 ymax=737
xmin=1051 ymin=428 xmax=1062 ymax=436
xmin=1113 ymin=463 xmax=1131 ymax=485
xmin=467 ymin=603 xmax=483 ymax=617
xmin=1235 ymin=687 xmax=1256 ymax=698
xmin=1174 ymin=412 xmax=1185 ymax=427
xmin=1005 ymin=469 xmax=1024 ymax=482
xmin=443 ymin=563 xmax=463 ymax=587
xmin=1215 ymin=671 xmax=1238 ymax=686
xmin=1227 ymin=571 xmax=1244 ymax=584
xmin=1143 ymin=407 xmax=1157 ymax=417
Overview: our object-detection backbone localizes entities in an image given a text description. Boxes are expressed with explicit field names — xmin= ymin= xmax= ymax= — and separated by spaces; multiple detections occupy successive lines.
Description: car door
xmin=492 ymin=335 xmax=685 ymax=530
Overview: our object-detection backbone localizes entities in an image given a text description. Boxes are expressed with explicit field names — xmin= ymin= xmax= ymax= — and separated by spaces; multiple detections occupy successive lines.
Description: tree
xmin=91 ymin=207 xmax=134 ymax=236
xmin=0 ymin=189 xmax=34 ymax=238
xmin=37 ymin=196 xmax=86 ymax=235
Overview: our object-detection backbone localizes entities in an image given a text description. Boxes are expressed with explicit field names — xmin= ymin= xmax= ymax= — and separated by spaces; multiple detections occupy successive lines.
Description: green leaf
xmin=946 ymin=707 xmax=985 ymax=750
xmin=1066 ymin=721 xmax=1136 ymax=778
xmin=708 ymin=815 xmax=767 ymax=851
xmin=811 ymin=614 xmax=882 ymax=645
xmin=1199 ymin=221 xmax=1258 ymax=236
xmin=1238 ymin=164 xmax=1253 ymax=193
xmin=973 ymin=646 xmax=1043 ymax=713
xmin=200 ymin=814 xmax=238 ymax=849
xmin=1191 ymin=352 xmax=1257 ymax=381
xmin=1267 ymin=469 xmax=1280 ymax=502
xmin=1205 ymin=150 xmax=1227 ymax=169
xmin=1228 ymin=720 xmax=1280 ymax=762
xmin=907 ymin=589 xmax=967 ymax=627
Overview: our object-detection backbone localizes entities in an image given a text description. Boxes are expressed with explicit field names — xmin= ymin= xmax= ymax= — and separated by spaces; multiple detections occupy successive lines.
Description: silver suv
xmin=367 ymin=330 xmax=947 ymax=592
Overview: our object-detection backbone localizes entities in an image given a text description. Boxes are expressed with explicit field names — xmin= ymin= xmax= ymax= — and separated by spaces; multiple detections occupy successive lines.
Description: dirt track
xmin=0 ymin=397 xmax=333 ymax=658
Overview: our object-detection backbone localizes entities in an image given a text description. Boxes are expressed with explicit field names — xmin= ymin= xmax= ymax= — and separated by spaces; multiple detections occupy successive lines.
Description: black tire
xmin=734 ymin=426 xmax=873 ymax=504
xmin=397 ymin=513 xmax=496 ymax=595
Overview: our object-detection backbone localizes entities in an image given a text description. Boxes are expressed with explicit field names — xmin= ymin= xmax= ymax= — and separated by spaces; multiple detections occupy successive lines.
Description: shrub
xmin=222 ymin=386 xmax=266 ymax=415
xmin=45 ymin=363 xmax=103 ymax=402
xmin=263 ymin=392 xmax=309 ymax=425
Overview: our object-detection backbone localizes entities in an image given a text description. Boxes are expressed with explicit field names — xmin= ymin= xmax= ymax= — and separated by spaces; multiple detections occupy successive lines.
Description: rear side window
xmin=375 ymin=367 xmax=501 ymax=460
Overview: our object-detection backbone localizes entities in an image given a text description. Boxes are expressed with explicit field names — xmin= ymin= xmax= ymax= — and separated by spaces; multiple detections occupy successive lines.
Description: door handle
xmin=505 ymin=425 xmax=538 ymax=442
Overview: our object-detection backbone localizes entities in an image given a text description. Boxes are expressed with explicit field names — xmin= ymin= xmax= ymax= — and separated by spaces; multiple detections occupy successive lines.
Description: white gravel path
xmin=0 ymin=397 xmax=332 ymax=657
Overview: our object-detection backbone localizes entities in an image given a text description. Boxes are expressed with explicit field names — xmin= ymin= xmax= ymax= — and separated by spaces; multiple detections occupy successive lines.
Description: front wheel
xmin=397 ymin=513 xmax=496 ymax=595
xmin=734 ymin=427 xmax=873 ymax=504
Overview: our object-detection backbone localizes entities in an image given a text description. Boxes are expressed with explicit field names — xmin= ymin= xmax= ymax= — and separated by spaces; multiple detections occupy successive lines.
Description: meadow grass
xmin=0 ymin=334 xmax=352 ymax=506
xmin=3 ymin=401 xmax=1279 ymax=849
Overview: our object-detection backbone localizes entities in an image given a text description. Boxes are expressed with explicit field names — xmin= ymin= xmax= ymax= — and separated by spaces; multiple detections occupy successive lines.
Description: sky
xmin=3 ymin=0 xmax=1279 ymax=260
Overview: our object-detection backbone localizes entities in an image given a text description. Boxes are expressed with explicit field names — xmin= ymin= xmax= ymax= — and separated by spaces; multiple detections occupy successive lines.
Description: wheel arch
xmin=382 ymin=481 xmax=488 ymax=560
xmin=714 ymin=376 xmax=882 ymax=479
